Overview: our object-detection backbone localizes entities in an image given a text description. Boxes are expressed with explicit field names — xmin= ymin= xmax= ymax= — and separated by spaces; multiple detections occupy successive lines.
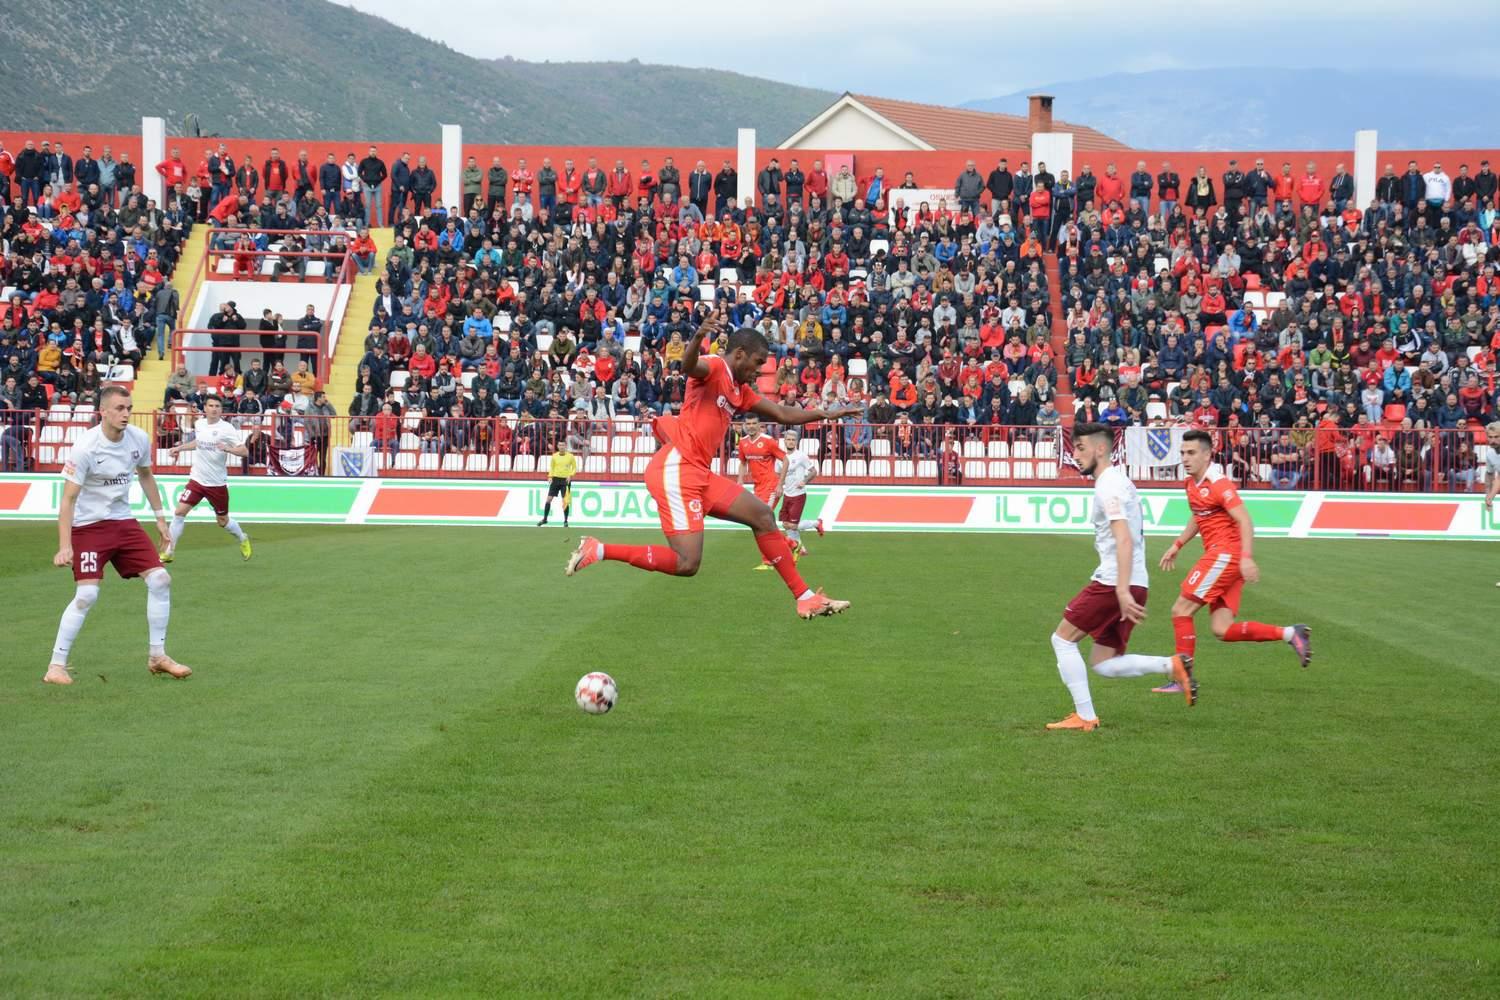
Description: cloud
xmin=343 ymin=0 xmax=1493 ymax=106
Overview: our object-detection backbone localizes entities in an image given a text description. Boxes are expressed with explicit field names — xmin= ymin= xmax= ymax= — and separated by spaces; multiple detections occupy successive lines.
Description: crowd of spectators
xmin=0 ymin=138 xmax=191 ymax=416
xmin=333 ymin=146 xmax=1498 ymax=489
xmin=3 ymin=132 xmax=1498 ymax=489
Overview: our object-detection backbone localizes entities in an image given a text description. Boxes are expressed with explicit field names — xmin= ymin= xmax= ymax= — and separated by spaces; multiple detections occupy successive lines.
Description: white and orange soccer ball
xmin=574 ymin=672 xmax=618 ymax=715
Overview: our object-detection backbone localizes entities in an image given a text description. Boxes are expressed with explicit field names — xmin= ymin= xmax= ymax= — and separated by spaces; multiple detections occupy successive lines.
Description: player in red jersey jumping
xmin=566 ymin=318 xmax=859 ymax=619
xmin=1153 ymin=428 xmax=1311 ymax=694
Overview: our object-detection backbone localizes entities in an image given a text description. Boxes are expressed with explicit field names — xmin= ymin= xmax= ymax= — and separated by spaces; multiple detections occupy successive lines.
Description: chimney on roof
xmin=1028 ymin=94 xmax=1054 ymax=134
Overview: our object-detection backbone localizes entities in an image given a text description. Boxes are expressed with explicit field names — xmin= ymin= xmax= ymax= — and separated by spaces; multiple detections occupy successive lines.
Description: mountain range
xmin=963 ymin=68 xmax=1500 ymax=150
xmin=0 ymin=0 xmax=833 ymax=145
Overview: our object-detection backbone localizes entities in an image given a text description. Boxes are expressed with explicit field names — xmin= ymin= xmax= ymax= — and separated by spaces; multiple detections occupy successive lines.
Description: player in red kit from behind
xmin=736 ymin=414 xmax=788 ymax=570
xmin=1154 ymin=429 xmax=1311 ymax=694
xmin=566 ymin=318 xmax=859 ymax=618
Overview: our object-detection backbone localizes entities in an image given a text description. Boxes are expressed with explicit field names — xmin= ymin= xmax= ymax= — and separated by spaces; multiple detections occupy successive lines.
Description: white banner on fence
xmin=1125 ymin=426 xmax=1184 ymax=468
xmin=332 ymin=447 xmax=376 ymax=477
xmin=885 ymin=188 xmax=966 ymax=225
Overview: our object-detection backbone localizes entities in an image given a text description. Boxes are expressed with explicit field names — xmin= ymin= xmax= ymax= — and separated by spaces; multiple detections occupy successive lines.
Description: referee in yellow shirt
xmin=537 ymin=439 xmax=578 ymax=527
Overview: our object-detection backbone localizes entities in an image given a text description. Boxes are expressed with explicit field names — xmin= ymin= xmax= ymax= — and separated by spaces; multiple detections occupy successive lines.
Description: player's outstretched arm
xmin=169 ymin=437 xmax=199 ymax=458
xmin=749 ymin=398 xmax=864 ymax=427
xmin=1228 ymin=503 xmax=1259 ymax=583
xmin=681 ymin=315 xmax=719 ymax=379
xmin=1485 ymin=467 xmax=1498 ymax=511
xmin=1111 ymin=519 xmax=1146 ymax=623
xmin=54 ymin=480 xmax=80 ymax=567
xmin=137 ymin=466 xmax=171 ymax=546
xmin=1159 ymin=519 xmax=1199 ymax=571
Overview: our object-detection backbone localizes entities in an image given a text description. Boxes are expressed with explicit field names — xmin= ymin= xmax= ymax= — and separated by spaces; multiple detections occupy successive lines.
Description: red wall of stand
xmin=2 ymin=129 xmax=1491 ymax=208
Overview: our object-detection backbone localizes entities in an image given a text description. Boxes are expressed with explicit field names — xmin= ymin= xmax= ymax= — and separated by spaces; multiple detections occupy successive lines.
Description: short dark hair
xmin=100 ymin=385 xmax=131 ymax=406
xmin=726 ymin=327 xmax=769 ymax=356
xmin=1183 ymin=429 xmax=1213 ymax=449
xmin=1074 ymin=421 xmax=1111 ymax=443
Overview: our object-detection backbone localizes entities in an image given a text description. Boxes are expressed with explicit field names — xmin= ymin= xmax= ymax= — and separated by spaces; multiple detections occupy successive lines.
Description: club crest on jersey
xmin=1146 ymin=429 xmax=1172 ymax=461
xmin=716 ymin=395 xmax=735 ymax=416
xmin=689 ymin=499 xmax=703 ymax=514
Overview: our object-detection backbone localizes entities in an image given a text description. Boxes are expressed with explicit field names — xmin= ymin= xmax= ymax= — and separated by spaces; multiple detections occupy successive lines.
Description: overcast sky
xmin=344 ymin=0 xmax=1497 ymax=105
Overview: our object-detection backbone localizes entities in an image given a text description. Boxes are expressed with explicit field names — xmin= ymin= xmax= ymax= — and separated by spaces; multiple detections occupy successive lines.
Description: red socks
xmin=1172 ymin=615 xmax=1197 ymax=659
xmin=1224 ymin=621 xmax=1284 ymax=643
xmin=597 ymin=535 xmax=809 ymax=594
xmin=602 ymin=543 xmax=679 ymax=575
xmin=755 ymin=531 xmax=809 ymax=596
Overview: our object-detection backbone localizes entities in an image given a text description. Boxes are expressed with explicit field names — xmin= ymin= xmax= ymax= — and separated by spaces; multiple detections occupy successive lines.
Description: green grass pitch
xmin=2 ymin=523 xmax=1497 ymax=997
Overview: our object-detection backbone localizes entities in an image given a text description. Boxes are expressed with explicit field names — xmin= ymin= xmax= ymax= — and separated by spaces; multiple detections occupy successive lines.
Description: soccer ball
xmin=575 ymin=672 xmax=618 ymax=715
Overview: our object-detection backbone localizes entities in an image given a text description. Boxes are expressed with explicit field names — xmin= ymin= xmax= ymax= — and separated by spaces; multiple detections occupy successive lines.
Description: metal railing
xmin=4 ymin=408 xmax=1492 ymax=493
xmin=180 ymin=227 xmax=358 ymax=375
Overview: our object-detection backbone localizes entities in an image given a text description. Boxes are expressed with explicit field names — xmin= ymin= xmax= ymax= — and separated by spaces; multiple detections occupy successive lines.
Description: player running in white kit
xmin=1485 ymin=421 xmax=1500 ymax=586
xmin=778 ymin=429 xmax=825 ymax=555
xmin=162 ymin=395 xmax=253 ymax=562
xmin=1045 ymin=423 xmax=1194 ymax=730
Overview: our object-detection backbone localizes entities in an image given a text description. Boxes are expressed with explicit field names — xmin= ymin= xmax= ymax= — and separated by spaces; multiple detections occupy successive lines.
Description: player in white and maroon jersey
xmin=162 ymin=395 xmax=253 ymax=562
xmin=1486 ymin=421 xmax=1500 ymax=587
xmin=778 ymin=429 xmax=825 ymax=556
xmin=45 ymin=385 xmax=192 ymax=685
xmin=1044 ymin=423 xmax=1194 ymax=731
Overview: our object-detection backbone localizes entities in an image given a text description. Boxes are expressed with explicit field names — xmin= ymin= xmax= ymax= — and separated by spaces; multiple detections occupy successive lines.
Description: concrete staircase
xmin=1044 ymin=254 xmax=1074 ymax=415
xmin=134 ymin=227 xmax=208 ymax=408
xmin=323 ymin=229 xmax=394 ymax=445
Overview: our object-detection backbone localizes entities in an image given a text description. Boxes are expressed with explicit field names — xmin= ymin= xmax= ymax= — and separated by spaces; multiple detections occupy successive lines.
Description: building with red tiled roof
xmin=778 ymin=92 xmax=1129 ymax=152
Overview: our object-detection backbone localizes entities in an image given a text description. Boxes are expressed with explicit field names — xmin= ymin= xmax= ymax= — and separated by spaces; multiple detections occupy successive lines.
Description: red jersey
xmin=737 ymin=433 xmax=786 ymax=493
xmin=1186 ymin=467 xmax=1244 ymax=556
xmin=677 ymin=354 xmax=760 ymax=467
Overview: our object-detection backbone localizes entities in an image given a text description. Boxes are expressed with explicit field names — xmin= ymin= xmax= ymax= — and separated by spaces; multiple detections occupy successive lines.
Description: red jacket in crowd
xmin=155 ymin=157 xmax=187 ymax=188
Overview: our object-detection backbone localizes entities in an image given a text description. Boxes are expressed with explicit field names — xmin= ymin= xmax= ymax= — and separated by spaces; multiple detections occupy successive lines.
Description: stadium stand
xmin=2 ymin=133 xmax=1497 ymax=490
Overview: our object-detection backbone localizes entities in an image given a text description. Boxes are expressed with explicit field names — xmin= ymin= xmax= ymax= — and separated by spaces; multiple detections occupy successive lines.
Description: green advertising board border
xmin=0 ymin=474 xmax=1495 ymax=540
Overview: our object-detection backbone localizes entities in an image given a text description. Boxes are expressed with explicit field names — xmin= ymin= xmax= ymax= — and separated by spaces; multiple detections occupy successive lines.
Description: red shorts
xmin=181 ymin=479 xmax=230 ymax=517
xmin=780 ymin=493 xmax=807 ymax=523
xmin=1180 ymin=551 xmax=1244 ymax=614
xmin=72 ymin=519 xmax=163 ymax=582
xmin=750 ymin=481 xmax=777 ymax=505
xmin=643 ymin=445 xmax=743 ymax=536
xmin=1063 ymin=581 xmax=1149 ymax=653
